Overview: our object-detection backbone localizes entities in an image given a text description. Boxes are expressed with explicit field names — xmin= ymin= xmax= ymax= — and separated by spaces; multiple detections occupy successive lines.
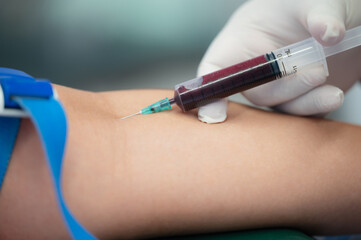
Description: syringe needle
xmin=121 ymin=97 xmax=172 ymax=119
xmin=121 ymin=111 xmax=141 ymax=120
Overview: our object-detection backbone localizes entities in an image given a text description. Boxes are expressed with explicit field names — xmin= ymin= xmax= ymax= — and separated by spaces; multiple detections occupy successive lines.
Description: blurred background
xmin=0 ymin=0 xmax=360 ymax=125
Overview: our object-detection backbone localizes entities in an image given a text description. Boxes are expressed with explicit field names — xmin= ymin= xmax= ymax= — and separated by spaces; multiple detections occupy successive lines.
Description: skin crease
xmin=0 ymin=85 xmax=360 ymax=239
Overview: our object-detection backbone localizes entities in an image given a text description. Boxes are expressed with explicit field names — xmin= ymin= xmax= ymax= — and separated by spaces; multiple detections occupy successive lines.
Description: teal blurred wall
xmin=0 ymin=0 xmax=246 ymax=89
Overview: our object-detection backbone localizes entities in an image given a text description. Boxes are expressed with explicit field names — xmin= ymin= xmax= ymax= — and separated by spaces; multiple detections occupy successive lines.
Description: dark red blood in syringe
xmin=201 ymin=55 xmax=270 ymax=84
xmin=174 ymin=54 xmax=281 ymax=111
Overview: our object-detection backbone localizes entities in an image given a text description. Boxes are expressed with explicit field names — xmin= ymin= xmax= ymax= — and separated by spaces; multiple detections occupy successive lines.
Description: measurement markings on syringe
xmin=275 ymin=46 xmax=313 ymax=76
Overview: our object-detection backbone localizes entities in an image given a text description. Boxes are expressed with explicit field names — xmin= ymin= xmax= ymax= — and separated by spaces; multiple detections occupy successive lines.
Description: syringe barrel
xmin=272 ymin=37 xmax=328 ymax=77
xmin=173 ymin=54 xmax=281 ymax=112
xmin=173 ymin=38 xmax=328 ymax=112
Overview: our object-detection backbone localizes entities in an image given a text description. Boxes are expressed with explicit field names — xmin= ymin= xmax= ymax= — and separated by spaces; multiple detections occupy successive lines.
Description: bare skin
xmin=0 ymin=86 xmax=360 ymax=239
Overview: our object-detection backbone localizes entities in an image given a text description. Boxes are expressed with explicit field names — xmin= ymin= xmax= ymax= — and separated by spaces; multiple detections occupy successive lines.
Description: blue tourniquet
xmin=0 ymin=67 xmax=96 ymax=239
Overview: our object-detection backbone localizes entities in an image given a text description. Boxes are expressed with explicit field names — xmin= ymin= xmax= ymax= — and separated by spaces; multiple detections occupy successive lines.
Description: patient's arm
xmin=0 ymin=86 xmax=361 ymax=239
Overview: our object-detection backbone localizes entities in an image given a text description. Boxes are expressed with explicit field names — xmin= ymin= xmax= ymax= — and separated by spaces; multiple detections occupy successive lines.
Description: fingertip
xmin=198 ymin=99 xmax=228 ymax=124
xmin=307 ymin=14 xmax=345 ymax=46
xmin=315 ymin=87 xmax=344 ymax=113
xmin=274 ymin=85 xmax=344 ymax=116
xmin=311 ymin=88 xmax=344 ymax=117
xmin=198 ymin=113 xmax=227 ymax=124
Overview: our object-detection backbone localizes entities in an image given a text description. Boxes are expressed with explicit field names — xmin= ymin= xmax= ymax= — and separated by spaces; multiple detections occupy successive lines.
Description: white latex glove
xmin=198 ymin=0 xmax=361 ymax=123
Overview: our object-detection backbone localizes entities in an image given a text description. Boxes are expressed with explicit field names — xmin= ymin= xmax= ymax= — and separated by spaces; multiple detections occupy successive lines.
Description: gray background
xmin=0 ymin=0 xmax=360 ymax=125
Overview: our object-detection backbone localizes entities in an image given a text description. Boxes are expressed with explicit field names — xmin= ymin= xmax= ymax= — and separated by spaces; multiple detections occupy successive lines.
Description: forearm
xmin=104 ymin=89 xmax=361 ymax=238
xmin=1 ymin=86 xmax=360 ymax=239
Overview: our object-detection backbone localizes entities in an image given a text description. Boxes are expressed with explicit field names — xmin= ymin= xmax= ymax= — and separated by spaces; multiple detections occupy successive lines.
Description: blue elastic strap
xmin=0 ymin=117 xmax=20 ymax=190
xmin=0 ymin=67 xmax=96 ymax=239
xmin=14 ymin=97 xmax=97 ymax=240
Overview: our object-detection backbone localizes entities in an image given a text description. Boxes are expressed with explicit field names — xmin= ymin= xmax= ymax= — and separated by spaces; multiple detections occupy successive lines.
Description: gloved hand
xmin=197 ymin=0 xmax=361 ymax=123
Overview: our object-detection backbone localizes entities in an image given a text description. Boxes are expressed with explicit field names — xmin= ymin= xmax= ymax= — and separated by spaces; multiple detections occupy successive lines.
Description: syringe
xmin=122 ymin=25 xmax=361 ymax=120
